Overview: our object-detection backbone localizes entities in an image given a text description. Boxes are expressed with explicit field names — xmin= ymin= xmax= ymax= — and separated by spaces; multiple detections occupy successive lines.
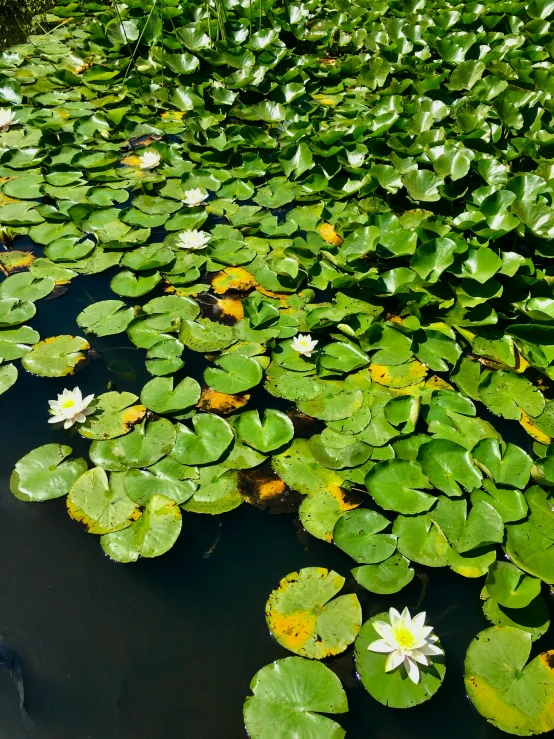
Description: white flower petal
xmin=411 ymin=650 xmax=429 ymax=666
xmin=367 ymin=639 xmax=396 ymax=654
xmin=420 ymin=643 xmax=443 ymax=656
xmin=405 ymin=657 xmax=420 ymax=684
xmin=385 ymin=650 xmax=405 ymax=672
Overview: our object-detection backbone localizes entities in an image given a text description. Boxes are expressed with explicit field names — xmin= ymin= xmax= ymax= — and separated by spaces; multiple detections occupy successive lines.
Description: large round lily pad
xmin=265 ymin=567 xmax=361 ymax=659
xmin=464 ymin=626 xmax=554 ymax=735
xmin=485 ymin=561 xmax=542 ymax=609
xmin=140 ymin=376 xmax=201 ymax=415
xmin=21 ymin=335 xmax=90 ymax=377
xmin=89 ymin=418 xmax=176 ymax=470
xmin=172 ymin=413 xmax=234 ymax=465
xmin=352 ymin=553 xmax=415 ymax=594
xmin=10 ymin=444 xmax=87 ymax=502
xmin=243 ymin=656 xmax=348 ymax=739
xmin=79 ymin=391 xmax=146 ymax=440
xmin=100 ymin=494 xmax=182 ymax=563
xmin=333 ymin=509 xmax=397 ymax=564
xmin=67 ymin=467 xmax=140 ymax=534
xmin=355 ymin=612 xmax=446 ymax=708
xmin=234 ymin=409 xmax=294 ymax=452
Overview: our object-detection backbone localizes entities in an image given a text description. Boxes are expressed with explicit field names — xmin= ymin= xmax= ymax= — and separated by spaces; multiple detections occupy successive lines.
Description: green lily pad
xmin=0 ymin=298 xmax=36 ymax=327
xmin=234 ymin=409 xmax=294 ymax=452
xmin=110 ymin=270 xmax=161 ymax=298
xmin=172 ymin=413 xmax=234 ymax=465
xmin=89 ymin=418 xmax=176 ymax=471
xmin=464 ymin=626 xmax=554 ymax=735
xmin=204 ymin=353 xmax=263 ymax=394
xmin=272 ymin=439 xmax=344 ymax=497
xmin=352 ymin=553 xmax=415 ymax=594
xmin=67 ymin=467 xmax=140 ymax=534
xmin=482 ymin=591 xmax=550 ymax=642
xmin=0 ymin=362 xmax=17 ymax=395
xmin=0 ymin=326 xmax=40 ymax=360
xmin=393 ymin=513 xmax=451 ymax=567
xmin=140 ymin=376 xmax=201 ymax=415
xmin=10 ymin=443 xmax=87 ymax=502
xmin=365 ymin=459 xmax=435 ymax=514
xmin=265 ymin=567 xmax=361 ymax=659
xmin=100 ymin=494 xmax=182 ymax=563
xmin=355 ymin=613 xmax=446 ymax=708
xmin=243 ymin=656 xmax=348 ymax=739
xmin=0 ymin=273 xmax=54 ymax=302
xmin=485 ymin=561 xmax=542 ymax=609
xmin=179 ymin=318 xmax=236 ymax=352
xmin=417 ymin=439 xmax=482 ymax=497
xmin=181 ymin=468 xmax=243 ymax=514
xmin=21 ymin=335 xmax=89 ymax=377
xmin=76 ymin=300 xmax=134 ymax=337
xmin=333 ymin=509 xmax=397 ymax=564
xmin=79 ymin=391 xmax=146 ymax=440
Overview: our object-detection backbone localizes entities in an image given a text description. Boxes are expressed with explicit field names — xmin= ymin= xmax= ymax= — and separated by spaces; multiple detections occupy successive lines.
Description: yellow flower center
xmin=62 ymin=399 xmax=75 ymax=409
xmin=394 ymin=626 xmax=417 ymax=649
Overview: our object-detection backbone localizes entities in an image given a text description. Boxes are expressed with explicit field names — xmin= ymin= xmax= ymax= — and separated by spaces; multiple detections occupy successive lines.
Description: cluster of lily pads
xmin=2 ymin=0 xmax=554 ymax=733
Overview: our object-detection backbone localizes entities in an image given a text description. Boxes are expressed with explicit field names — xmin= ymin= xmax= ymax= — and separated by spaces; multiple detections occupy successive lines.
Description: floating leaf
xmin=265 ymin=567 xmax=361 ymax=659
xmin=21 ymin=335 xmax=89 ymax=377
xmin=352 ymin=553 xmax=415 ymax=594
xmin=10 ymin=444 xmax=87 ymax=502
xmin=140 ymin=376 xmax=201 ymax=415
xmin=234 ymin=409 xmax=294 ymax=452
xmin=464 ymin=626 xmax=554 ymax=735
xmin=172 ymin=413 xmax=234 ymax=465
xmin=67 ymin=467 xmax=140 ymax=534
xmin=485 ymin=561 xmax=542 ymax=609
xmin=355 ymin=613 xmax=446 ymax=708
xmin=100 ymin=495 xmax=182 ymax=563
xmin=76 ymin=300 xmax=134 ymax=337
xmin=243 ymin=657 xmax=348 ymax=739
xmin=333 ymin=509 xmax=396 ymax=564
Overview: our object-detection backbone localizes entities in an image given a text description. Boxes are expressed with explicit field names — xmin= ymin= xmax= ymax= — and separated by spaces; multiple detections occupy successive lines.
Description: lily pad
xmin=234 ymin=409 xmax=294 ymax=452
xmin=0 ymin=362 xmax=17 ymax=395
xmin=140 ymin=376 xmax=201 ymax=415
xmin=172 ymin=413 xmax=234 ymax=465
xmin=333 ymin=509 xmax=397 ymax=564
xmin=204 ymin=353 xmax=263 ymax=394
xmin=79 ymin=391 xmax=146 ymax=440
xmin=67 ymin=467 xmax=140 ymax=534
xmin=89 ymin=418 xmax=176 ymax=471
xmin=21 ymin=335 xmax=89 ymax=377
xmin=10 ymin=444 xmax=87 ymax=502
xmin=265 ymin=567 xmax=361 ymax=659
xmin=355 ymin=613 xmax=446 ymax=708
xmin=365 ymin=459 xmax=435 ymax=514
xmin=243 ymin=656 xmax=348 ymax=739
xmin=100 ymin=494 xmax=182 ymax=563
xmin=485 ymin=561 xmax=542 ymax=609
xmin=464 ymin=626 xmax=554 ymax=735
xmin=76 ymin=300 xmax=134 ymax=337
xmin=352 ymin=553 xmax=415 ymax=594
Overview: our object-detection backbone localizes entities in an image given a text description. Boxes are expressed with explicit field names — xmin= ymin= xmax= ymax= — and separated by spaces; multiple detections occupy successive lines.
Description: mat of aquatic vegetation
xmin=1 ymin=0 xmax=554 ymax=734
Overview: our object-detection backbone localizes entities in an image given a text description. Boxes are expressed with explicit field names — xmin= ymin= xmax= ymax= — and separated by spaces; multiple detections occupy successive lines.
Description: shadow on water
xmin=0 ymin=267 xmax=551 ymax=739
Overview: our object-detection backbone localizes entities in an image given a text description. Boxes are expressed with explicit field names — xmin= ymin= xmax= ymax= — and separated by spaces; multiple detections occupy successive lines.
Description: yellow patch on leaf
xmin=161 ymin=111 xmax=187 ymax=119
xmin=211 ymin=266 xmax=258 ymax=294
xmin=197 ymin=387 xmax=250 ymax=415
xmin=266 ymin=609 xmax=317 ymax=652
xmin=215 ymin=298 xmax=244 ymax=322
xmin=318 ymin=222 xmax=343 ymax=246
xmin=120 ymin=405 xmax=147 ymax=430
xmin=370 ymin=360 xmax=428 ymax=387
xmin=425 ymin=375 xmax=454 ymax=391
xmin=0 ymin=250 xmax=35 ymax=275
xmin=120 ymin=155 xmax=141 ymax=167
xmin=519 ymin=410 xmax=551 ymax=445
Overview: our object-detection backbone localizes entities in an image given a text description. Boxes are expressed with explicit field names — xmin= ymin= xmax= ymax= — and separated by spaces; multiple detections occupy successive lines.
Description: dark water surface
xmin=0 ymin=270 xmax=552 ymax=739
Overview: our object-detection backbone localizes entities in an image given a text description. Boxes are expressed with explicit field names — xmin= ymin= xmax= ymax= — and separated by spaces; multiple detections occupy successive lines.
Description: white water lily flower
xmin=48 ymin=387 xmax=95 ymax=429
xmin=182 ymin=188 xmax=208 ymax=207
xmin=291 ymin=334 xmax=318 ymax=357
xmin=0 ymin=109 xmax=16 ymax=131
xmin=138 ymin=150 xmax=161 ymax=169
xmin=347 ymin=151 xmax=365 ymax=168
xmin=176 ymin=229 xmax=210 ymax=250
xmin=368 ymin=607 xmax=443 ymax=685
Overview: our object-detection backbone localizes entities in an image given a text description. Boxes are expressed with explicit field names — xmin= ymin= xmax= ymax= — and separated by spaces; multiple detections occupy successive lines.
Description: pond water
xmin=0 ymin=261 xmax=550 ymax=738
